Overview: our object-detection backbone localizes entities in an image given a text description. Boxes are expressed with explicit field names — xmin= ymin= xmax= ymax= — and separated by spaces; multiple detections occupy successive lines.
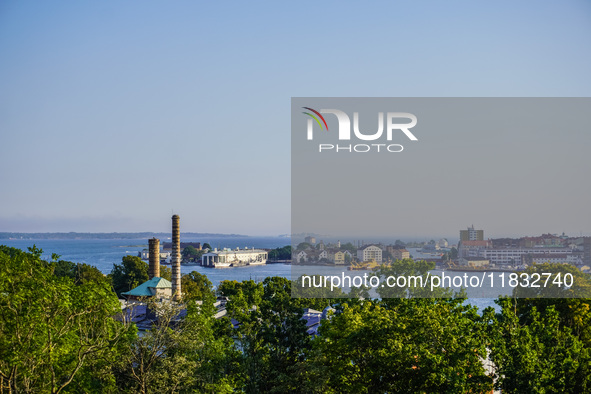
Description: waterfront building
xmin=481 ymin=247 xmax=576 ymax=266
xmin=459 ymin=240 xmax=492 ymax=258
xmin=391 ymin=249 xmax=410 ymax=260
xmin=357 ymin=245 xmax=382 ymax=263
xmin=304 ymin=249 xmax=328 ymax=262
xmin=521 ymin=253 xmax=582 ymax=266
xmin=295 ymin=250 xmax=308 ymax=263
xmin=139 ymin=249 xmax=171 ymax=263
xmin=304 ymin=236 xmax=317 ymax=245
xmin=327 ymin=249 xmax=346 ymax=264
xmin=202 ymin=247 xmax=267 ymax=268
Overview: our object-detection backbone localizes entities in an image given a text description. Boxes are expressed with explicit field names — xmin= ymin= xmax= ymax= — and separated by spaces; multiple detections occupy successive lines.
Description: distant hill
xmin=0 ymin=232 xmax=248 ymax=240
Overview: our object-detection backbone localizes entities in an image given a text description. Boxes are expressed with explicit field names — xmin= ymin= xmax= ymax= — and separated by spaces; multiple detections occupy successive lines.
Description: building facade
xmin=202 ymin=247 xmax=268 ymax=268
xmin=357 ymin=245 xmax=382 ymax=263
xmin=391 ymin=249 xmax=410 ymax=260
xmin=460 ymin=225 xmax=484 ymax=241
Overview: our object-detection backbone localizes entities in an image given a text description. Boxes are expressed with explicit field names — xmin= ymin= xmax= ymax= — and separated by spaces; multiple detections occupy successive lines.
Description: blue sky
xmin=1 ymin=1 xmax=590 ymax=236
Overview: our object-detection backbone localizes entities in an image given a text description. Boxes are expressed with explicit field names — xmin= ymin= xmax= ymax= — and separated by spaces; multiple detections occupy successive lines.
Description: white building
xmin=357 ymin=245 xmax=382 ymax=263
xmin=139 ymin=249 xmax=171 ymax=264
xmin=521 ymin=253 xmax=583 ymax=266
xmin=481 ymin=247 xmax=575 ymax=266
xmin=459 ymin=240 xmax=492 ymax=258
xmin=295 ymin=250 xmax=308 ymax=263
xmin=202 ymin=247 xmax=267 ymax=268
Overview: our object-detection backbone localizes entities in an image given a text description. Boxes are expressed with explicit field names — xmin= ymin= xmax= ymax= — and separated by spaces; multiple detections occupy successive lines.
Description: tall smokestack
xmin=171 ymin=214 xmax=181 ymax=300
xmin=148 ymin=237 xmax=160 ymax=279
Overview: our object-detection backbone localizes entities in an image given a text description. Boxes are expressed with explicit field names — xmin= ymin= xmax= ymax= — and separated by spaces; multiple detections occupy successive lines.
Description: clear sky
xmin=1 ymin=1 xmax=590 ymax=236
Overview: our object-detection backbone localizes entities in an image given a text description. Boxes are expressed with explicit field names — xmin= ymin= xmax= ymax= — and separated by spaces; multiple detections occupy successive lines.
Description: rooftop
xmin=121 ymin=277 xmax=172 ymax=297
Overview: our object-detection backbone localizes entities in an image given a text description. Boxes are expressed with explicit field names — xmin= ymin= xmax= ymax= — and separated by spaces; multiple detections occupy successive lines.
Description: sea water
xmin=1 ymin=238 xmax=497 ymax=310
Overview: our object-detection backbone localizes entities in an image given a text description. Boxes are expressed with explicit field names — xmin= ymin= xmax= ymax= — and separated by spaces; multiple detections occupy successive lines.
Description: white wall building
xmin=295 ymin=250 xmax=308 ymax=263
xmin=139 ymin=249 xmax=171 ymax=263
xmin=481 ymin=247 xmax=575 ymax=266
xmin=357 ymin=245 xmax=382 ymax=263
xmin=202 ymin=247 xmax=267 ymax=268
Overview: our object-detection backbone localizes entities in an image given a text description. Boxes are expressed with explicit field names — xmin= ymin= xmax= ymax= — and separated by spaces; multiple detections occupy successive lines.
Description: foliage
xmin=511 ymin=263 xmax=591 ymax=347
xmin=109 ymin=255 xmax=171 ymax=297
xmin=202 ymin=243 xmax=212 ymax=250
xmin=375 ymin=258 xmax=455 ymax=299
xmin=3 ymin=244 xmax=591 ymax=393
xmin=52 ymin=258 xmax=108 ymax=285
xmin=159 ymin=264 xmax=172 ymax=281
xmin=182 ymin=245 xmax=204 ymax=262
xmin=0 ymin=245 xmax=134 ymax=393
xmin=221 ymin=277 xmax=314 ymax=393
xmin=116 ymin=298 xmax=236 ymax=393
xmin=513 ymin=263 xmax=591 ymax=299
xmin=340 ymin=242 xmax=357 ymax=254
xmin=181 ymin=271 xmax=215 ymax=301
xmin=450 ymin=246 xmax=458 ymax=260
xmin=109 ymin=255 xmax=150 ymax=297
xmin=486 ymin=298 xmax=591 ymax=393
xmin=268 ymin=245 xmax=291 ymax=260
xmin=291 ymin=274 xmax=346 ymax=302
xmin=310 ymin=298 xmax=492 ymax=393
xmin=296 ymin=242 xmax=311 ymax=251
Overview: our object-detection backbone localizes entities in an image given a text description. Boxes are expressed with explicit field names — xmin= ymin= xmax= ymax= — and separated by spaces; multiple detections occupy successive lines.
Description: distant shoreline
xmin=0 ymin=232 xmax=260 ymax=240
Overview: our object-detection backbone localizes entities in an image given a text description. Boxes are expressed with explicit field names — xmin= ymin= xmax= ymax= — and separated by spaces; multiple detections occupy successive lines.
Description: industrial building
xmin=202 ymin=247 xmax=268 ymax=268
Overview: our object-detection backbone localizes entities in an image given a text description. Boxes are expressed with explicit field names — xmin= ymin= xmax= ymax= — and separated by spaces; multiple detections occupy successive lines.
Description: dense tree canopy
xmin=182 ymin=245 xmax=204 ymax=262
xmin=0 ymin=245 xmax=134 ymax=393
xmin=181 ymin=271 xmax=215 ymax=301
xmin=311 ymin=298 xmax=493 ymax=393
xmin=268 ymin=245 xmax=291 ymax=260
xmin=2 ymin=245 xmax=591 ymax=393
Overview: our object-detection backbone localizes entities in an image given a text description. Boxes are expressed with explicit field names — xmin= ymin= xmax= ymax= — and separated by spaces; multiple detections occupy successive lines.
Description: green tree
xmin=296 ymin=242 xmax=311 ymax=251
xmin=109 ymin=255 xmax=149 ymax=297
xmin=344 ymin=253 xmax=352 ymax=264
xmin=291 ymin=274 xmax=345 ymax=301
xmin=382 ymin=250 xmax=392 ymax=262
xmin=182 ymin=271 xmax=214 ymax=301
xmin=222 ymin=277 xmax=314 ymax=393
xmin=375 ymin=258 xmax=454 ymax=299
xmin=487 ymin=298 xmax=591 ymax=393
xmin=52 ymin=259 xmax=108 ymax=285
xmin=202 ymin=243 xmax=212 ymax=250
xmin=160 ymin=264 xmax=172 ymax=281
xmin=0 ymin=245 xmax=134 ymax=393
xmin=109 ymin=255 xmax=172 ymax=297
xmin=53 ymin=258 xmax=77 ymax=279
xmin=340 ymin=242 xmax=357 ymax=254
xmin=268 ymin=245 xmax=291 ymax=260
xmin=117 ymin=298 xmax=236 ymax=393
xmin=182 ymin=245 xmax=204 ymax=262
xmin=449 ymin=246 xmax=458 ymax=260
xmin=311 ymin=298 xmax=492 ymax=393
